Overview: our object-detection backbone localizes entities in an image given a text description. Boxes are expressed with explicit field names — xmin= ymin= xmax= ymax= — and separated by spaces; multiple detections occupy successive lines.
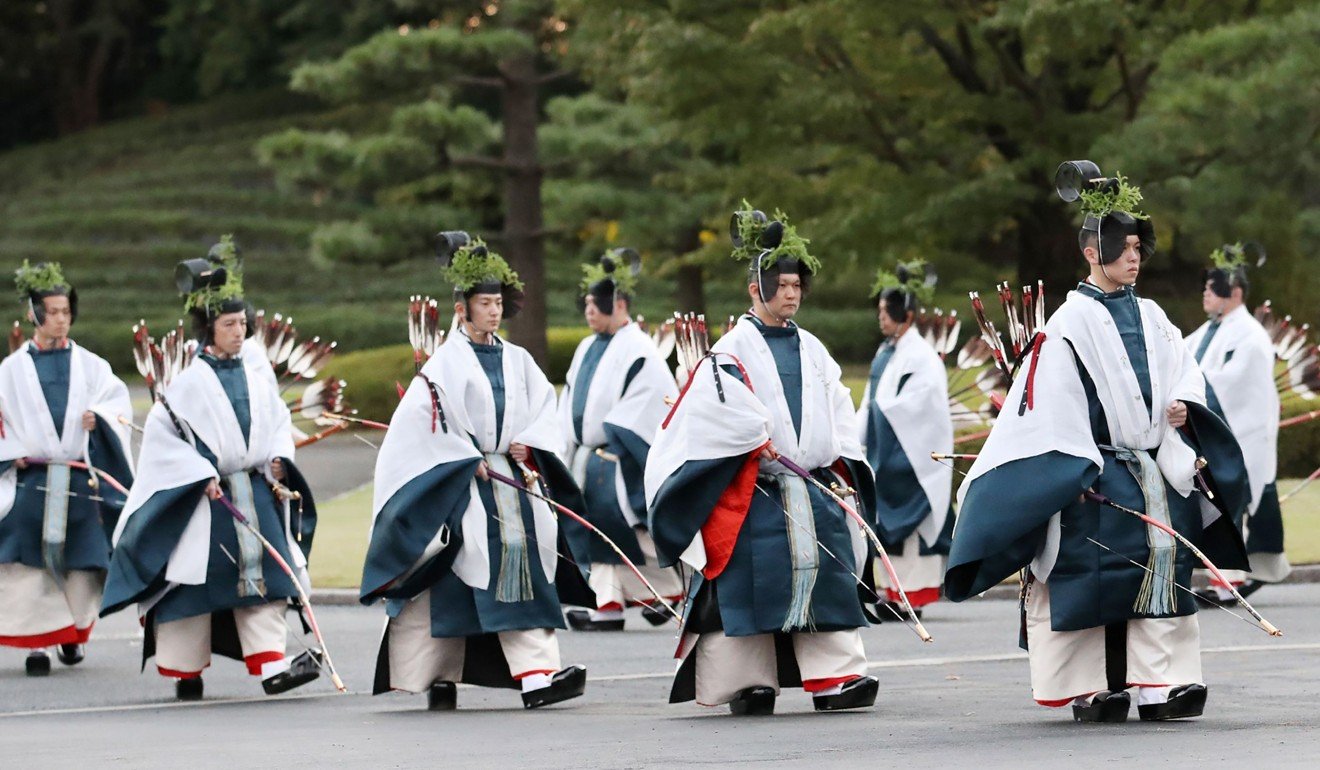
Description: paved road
xmin=2 ymin=583 xmax=1316 ymax=768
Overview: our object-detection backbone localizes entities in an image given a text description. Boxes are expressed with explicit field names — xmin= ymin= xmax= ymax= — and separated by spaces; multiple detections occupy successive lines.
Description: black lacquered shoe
xmin=640 ymin=604 xmax=671 ymax=627
xmin=813 ymin=676 xmax=879 ymax=712
xmin=57 ymin=643 xmax=85 ymax=666
xmin=25 ymin=650 xmax=50 ymax=677
xmin=1072 ymin=690 xmax=1130 ymax=723
xmin=176 ymin=677 xmax=204 ymax=701
xmin=1138 ymin=684 xmax=1207 ymax=721
xmin=728 ymin=686 xmax=776 ymax=716
xmin=427 ymin=681 xmax=457 ymax=711
xmin=565 ymin=608 xmax=625 ymax=632
xmin=522 ymin=665 xmax=587 ymax=709
xmin=262 ymin=650 xmax=321 ymax=696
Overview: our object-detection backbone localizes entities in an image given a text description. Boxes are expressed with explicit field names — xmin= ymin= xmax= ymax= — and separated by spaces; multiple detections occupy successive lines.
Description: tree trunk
xmin=674 ymin=264 xmax=706 ymax=315
xmin=498 ymin=51 xmax=548 ymax=365
xmin=1015 ymin=202 xmax=1081 ymax=314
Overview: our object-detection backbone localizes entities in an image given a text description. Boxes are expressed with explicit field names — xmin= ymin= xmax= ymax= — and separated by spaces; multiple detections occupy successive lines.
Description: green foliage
xmin=870 ymin=259 xmax=935 ymax=306
xmin=578 ymin=252 xmax=638 ymax=297
xmin=13 ymin=260 xmax=68 ymax=300
xmin=183 ymin=234 xmax=245 ymax=314
xmin=729 ymin=203 xmax=820 ymax=274
xmin=442 ymin=239 xmax=523 ymax=292
xmin=1077 ymin=174 xmax=1149 ymax=220
xmin=1209 ymin=242 xmax=1247 ymax=271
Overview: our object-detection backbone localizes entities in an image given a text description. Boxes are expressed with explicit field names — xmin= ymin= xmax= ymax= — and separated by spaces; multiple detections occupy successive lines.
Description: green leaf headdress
xmin=728 ymin=200 xmax=820 ymax=274
xmin=870 ymin=259 xmax=936 ymax=306
xmin=436 ymin=230 xmax=525 ymax=319
xmin=15 ymin=260 xmax=70 ymax=302
xmin=1204 ymin=241 xmax=1265 ymax=298
xmin=579 ymin=247 xmax=641 ymax=312
xmin=15 ymin=259 xmax=77 ymax=325
xmin=1055 ymin=160 xmax=1156 ymax=264
xmin=178 ymin=234 xmax=245 ymax=315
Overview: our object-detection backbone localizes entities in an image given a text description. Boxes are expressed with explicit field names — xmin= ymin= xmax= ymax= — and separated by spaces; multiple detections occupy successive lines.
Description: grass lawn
xmin=308 ymin=483 xmax=373 ymax=590
xmin=306 ymin=476 xmax=1320 ymax=590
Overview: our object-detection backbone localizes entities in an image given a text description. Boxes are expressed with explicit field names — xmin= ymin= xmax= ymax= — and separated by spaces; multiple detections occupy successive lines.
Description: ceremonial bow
xmin=932 ymin=453 xmax=1283 ymax=637
xmin=482 ymin=465 xmax=684 ymax=627
xmin=773 ymin=454 xmax=934 ymax=643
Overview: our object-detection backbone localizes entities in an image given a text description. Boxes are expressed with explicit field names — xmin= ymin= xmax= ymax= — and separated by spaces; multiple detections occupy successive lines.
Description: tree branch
xmin=450 ymin=74 xmax=505 ymax=90
xmin=449 ymin=155 xmax=512 ymax=171
xmin=918 ymin=22 xmax=989 ymax=95
xmin=535 ymin=68 xmax=573 ymax=86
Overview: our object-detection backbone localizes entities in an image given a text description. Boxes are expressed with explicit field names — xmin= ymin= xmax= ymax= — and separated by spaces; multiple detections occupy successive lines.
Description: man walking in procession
xmin=361 ymin=232 xmax=590 ymax=711
xmin=102 ymin=238 xmax=321 ymax=700
xmin=0 ymin=262 xmax=134 ymax=675
xmin=858 ymin=262 xmax=954 ymax=621
xmin=1186 ymin=243 xmax=1288 ymax=601
xmin=559 ymin=249 xmax=682 ymax=631
xmin=945 ymin=165 xmax=1251 ymax=723
xmin=646 ymin=205 xmax=879 ymax=715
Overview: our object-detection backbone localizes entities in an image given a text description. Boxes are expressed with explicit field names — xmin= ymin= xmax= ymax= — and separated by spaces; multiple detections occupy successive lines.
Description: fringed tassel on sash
xmin=779 ymin=473 xmax=819 ymax=631
xmin=227 ymin=472 xmax=267 ymax=598
xmin=41 ymin=463 xmax=72 ymax=589
xmin=487 ymin=453 xmax=535 ymax=603
xmin=1112 ymin=447 xmax=1178 ymax=616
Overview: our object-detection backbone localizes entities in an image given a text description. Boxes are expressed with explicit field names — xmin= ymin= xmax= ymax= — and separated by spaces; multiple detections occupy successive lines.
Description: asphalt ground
xmin=1 ymin=582 xmax=1316 ymax=768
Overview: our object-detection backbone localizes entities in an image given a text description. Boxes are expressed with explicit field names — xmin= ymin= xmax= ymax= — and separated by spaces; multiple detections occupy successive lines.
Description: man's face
xmin=878 ymin=301 xmax=906 ymax=337
xmin=1202 ymin=281 xmax=1228 ymax=316
xmin=1088 ymin=234 xmax=1142 ymax=286
xmin=755 ymin=273 xmax=802 ymax=320
xmin=584 ymin=294 xmax=611 ymax=333
xmin=465 ymin=293 xmax=504 ymax=334
xmin=34 ymin=295 xmax=72 ymax=340
xmin=212 ymin=311 xmax=247 ymax=356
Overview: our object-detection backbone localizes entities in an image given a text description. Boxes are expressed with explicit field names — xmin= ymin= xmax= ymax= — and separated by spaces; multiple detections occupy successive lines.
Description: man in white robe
xmin=1186 ymin=245 xmax=1287 ymax=599
xmin=857 ymin=264 xmax=953 ymax=619
xmin=0 ymin=262 xmax=133 ymax=675
xmin=647 ymin=206 xmax=878 ymax=715
xmin=102 ymin=247 xmax=321 ymax=700
xmin=361 ymin=233 xmax=590 ymax=711
xmin=947 ymin=172 xmax=1250 ymax=723
xmin=559 ymin=250 xmax=682 ymax=631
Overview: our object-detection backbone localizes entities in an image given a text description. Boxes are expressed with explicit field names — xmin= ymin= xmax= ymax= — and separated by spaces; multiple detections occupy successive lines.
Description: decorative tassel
xmin=489 ymin=454 xmax=535 ymax=603
xmin=779 ymin=475 xmax=819 ymax=631
xmin=1134 ymin=544 xmax=1178 ymax=616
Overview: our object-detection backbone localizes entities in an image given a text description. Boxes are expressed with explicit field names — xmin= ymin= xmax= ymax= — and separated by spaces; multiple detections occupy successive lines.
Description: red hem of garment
xmin=885 ymin=587 xmax=941 ymax=607
xmin=597 ymin=601 xmax=624 ymax=612
xmin=244 ymin=650 xmax=285 ymax=676
xmin=512 ymin=669 xmax=556 ymax=680
xmin=0 ymin=623 xmax=87 ymax=648
xmin=700 ymin=445 xmax=766 ymax=580
xmin=803 ymin=675 xmax=861 ymax=693
xmin=1036 ymin=691 xmax=1098 ymax=708
xmin=158 ymin=665 xmax=206 ymax=679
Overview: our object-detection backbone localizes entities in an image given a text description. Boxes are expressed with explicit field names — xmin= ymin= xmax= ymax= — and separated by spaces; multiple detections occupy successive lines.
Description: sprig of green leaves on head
xmin=579 ymin=254 xmax=638 ymax=297
xmin=729 ymin=201 xmax=822 ymax=274
xmin=441 ymin=237 xmax=523 ymax=292
xmin=1209 ymin=242 xmax=1247 ymax=271
xmin=870 ymin=259 xmax=935 ymax=306
xmin=14 ymin=260 xmax=68 ymax=301
xmin=184 ymin=233 xmax=245 ymax=314
xmin=1078 ymin=173 xmax=1149 ymax=220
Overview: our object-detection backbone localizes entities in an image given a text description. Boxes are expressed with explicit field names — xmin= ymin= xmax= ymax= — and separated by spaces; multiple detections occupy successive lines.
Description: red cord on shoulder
xmin=1025 ymin=333 xmax=1046 ymax=411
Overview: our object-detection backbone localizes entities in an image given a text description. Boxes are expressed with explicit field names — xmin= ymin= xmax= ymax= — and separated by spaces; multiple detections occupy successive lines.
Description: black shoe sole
xmin=522 ymin=666 xmax=587 ymax=709
xmin=25 ymin=654 xmax=51 ymax=677
xmin=565 ymin=610 xmax=625 ymax=631
xmin=176 ymin=679 xmax=204 ymax=701
xmin=1072 ymin=692 xmax=1131 ymax=723
xmin=1138 ymin=685 xmax=1207 ymax=721
xmin=729 ymin=687 xmax=776 ymax=716
xmin=640 ymin=606 xmax=671 ymax=627
xmin=57 ymin=644 xmax=84 ymax=666
xmin=427 ymin=682 xmax=457 ymax=711
xmin=262 ymin=669 xmax=319 ymax=696
xmin=813 ymin=677 xmax=879 ymax=712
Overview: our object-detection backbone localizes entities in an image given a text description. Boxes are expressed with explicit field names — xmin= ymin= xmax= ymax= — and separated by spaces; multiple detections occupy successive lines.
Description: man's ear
xmin=1082 ymin=246 xmax=1099 ymax=266
xmin=453 ymin=301 xmax=466 ymax=320
xmin=747 ymin=283 xmax=761 ymax=304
